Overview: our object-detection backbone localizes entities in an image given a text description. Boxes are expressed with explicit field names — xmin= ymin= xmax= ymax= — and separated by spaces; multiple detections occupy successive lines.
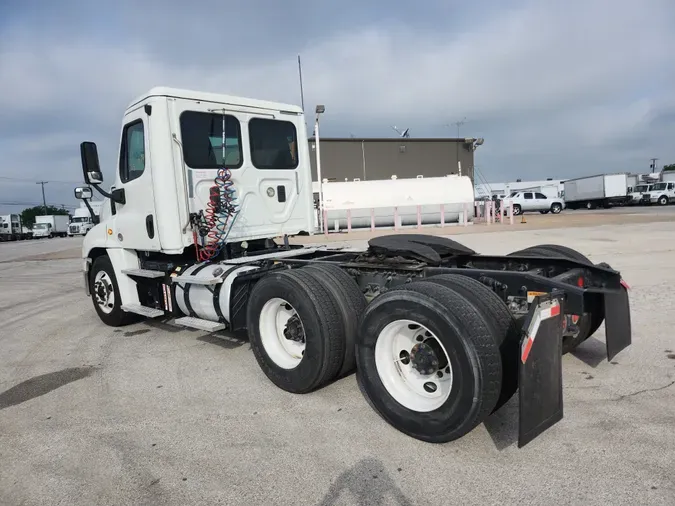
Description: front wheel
xmin=658 ymin=195 xmax=668 ymax=206
xmin=512 ymin=204 xmax=522 ymax=216
xmin=89 ymin=256 xmax=139 ymax=326
xmin=551 ymin=203 xmax=562 ymax=214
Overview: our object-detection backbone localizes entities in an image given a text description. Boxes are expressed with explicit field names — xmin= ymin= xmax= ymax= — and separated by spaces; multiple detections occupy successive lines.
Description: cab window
xmin=249 ymin=118 xmax=298 ymax=170
xmin=524 ymin=192 xmax=533 ymax=199
xmin=180 ymin=111 xmax=243 ymax=169
xmin=120 ymin=120 xmax=146 ymax=183
xmin=535 ymin=193 xmax=547 ymax=199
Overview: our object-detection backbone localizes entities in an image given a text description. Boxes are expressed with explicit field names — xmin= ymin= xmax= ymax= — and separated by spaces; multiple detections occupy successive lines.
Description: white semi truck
xmin=73 ymin=87 xmax=632 ymax=447
xmin=68 ymin=201 xmax=102 ymax=236
xmin=563 ymin=173 xmax=629 ymax=209
xmin=33 ymin=215 xmax=70 ymax=238
xmin=0 ymin=214 xmax=27 ymax=241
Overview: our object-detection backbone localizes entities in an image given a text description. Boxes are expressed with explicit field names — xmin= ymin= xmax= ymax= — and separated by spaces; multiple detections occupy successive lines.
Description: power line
xmin=0 ymin=176 xmax=81 ymax=184
xmin=0 ymin=201 xmax=78 ymax=208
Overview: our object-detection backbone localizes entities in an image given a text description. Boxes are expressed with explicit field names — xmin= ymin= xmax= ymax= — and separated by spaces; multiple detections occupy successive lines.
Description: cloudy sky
xmin=1 ymin=0 xmax=674 ymax=215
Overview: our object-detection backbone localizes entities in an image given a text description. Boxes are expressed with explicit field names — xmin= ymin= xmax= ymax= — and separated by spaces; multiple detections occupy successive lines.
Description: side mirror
xmin=74 ymin=187 xmax=93 ymax=200
xmin=80 ymin=141 xmax=103 ymax=184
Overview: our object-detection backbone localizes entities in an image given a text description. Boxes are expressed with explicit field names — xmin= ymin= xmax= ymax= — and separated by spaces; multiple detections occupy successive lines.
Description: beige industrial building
xmin=308 ymin=137 xmax=480 ymax=183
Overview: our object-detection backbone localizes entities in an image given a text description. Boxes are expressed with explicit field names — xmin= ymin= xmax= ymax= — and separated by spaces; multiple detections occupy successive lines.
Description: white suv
xmin=506 ymin=191 xmax=565 ymax=216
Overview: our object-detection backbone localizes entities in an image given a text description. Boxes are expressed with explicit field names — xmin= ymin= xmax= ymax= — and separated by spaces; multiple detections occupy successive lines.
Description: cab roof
xmin=126 ymin=87 xmax=304 ymax=114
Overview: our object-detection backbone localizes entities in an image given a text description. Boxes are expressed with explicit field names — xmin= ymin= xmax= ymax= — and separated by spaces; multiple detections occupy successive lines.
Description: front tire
xmin=551 ymin=203 xmax=562 ymax=214
xmin=512 ymin=204 xmax=522 ymax=216
xmin=658 ymin=195 xmax=668 ymax=206
xmin=356 ymin=281 xmax=501 ymax=443
xmin=89 ymin=256 xmax=139 ymax=327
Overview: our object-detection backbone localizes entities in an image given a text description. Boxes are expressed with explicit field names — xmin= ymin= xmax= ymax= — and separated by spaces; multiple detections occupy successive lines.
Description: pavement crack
xmin=614 ymin=380 xmax=675 ymax=401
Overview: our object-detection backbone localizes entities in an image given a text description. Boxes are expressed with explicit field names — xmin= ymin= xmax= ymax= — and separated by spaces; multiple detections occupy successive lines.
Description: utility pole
xmin=650 ymin=158 xmax=659 ymax=172
xmin=36 ymin=181 xmax=48 ymax=214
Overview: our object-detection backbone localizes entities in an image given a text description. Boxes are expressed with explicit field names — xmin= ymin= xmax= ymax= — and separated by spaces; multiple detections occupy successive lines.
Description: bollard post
xmin=440 ymin=204 xmax=445 ymax=228
xmin=394 ymin=207 xmax=399 ymax=231
xmin=370 ymin=208 xmax=375 ymax=231
xmin=463 ymin=203 xmax=468 ymax=227
xmin=509 ymin=202 xmax=514 ymax=225
xmin=323 ymin=209 xmax=328 ymax=236
xmin=416 ymin=205 xmax=421 ymax=230
xmin=487 ymin=201 xmax=492 ymax=226
xmin=347 ymin=209 xmax=352 ymax=233
xmin=501 ymin=202 xmax=505 ymax=224
xmin=334 ymin=219 xmax=339 ymax=232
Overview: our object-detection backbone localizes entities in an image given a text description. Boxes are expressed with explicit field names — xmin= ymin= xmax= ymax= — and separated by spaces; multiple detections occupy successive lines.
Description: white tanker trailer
xmin=314 ymin=175 xmax=475 ymax=229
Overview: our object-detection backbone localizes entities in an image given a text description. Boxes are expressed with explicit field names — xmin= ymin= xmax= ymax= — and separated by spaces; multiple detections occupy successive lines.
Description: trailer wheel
xmin=356 ymin=281 xmax=501 ymax=443
xmin=301 ymin=263 xmax=367 ymax=377
xmin=89 ymin=256 xmax=139 ymax=327
xmin=247 ymin=269 xmax=345 ymax=393
xmin=508 ymin=244 xmax=604 ymax=353
xmin=425 ymin=274 xmax=519 ymax=412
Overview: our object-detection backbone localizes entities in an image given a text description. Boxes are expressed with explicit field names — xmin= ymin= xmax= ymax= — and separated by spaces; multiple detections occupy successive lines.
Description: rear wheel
xmin=512 ymin=204 xmax=522 ymax=216
xmin=508 ymin=244 xmax=604 ymax=353
xmin=551 ymin=203 xmax=562 ymax=214
xmin=247 ymin=269 xmax=345 ymax=393
xmin=301 ymin=263 xmax=367 ymax=377
xmin=356 ymin=281 xmax=501 ymax=443
xmin=425 ymin=274 xmax=519 ymax=411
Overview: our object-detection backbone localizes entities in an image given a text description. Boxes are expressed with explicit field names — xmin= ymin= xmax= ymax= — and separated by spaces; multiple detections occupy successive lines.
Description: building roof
xmin=308 ymin=137 xmax=470 ymax=143
xmin=127 ymin=87 xmax=304 ymax=114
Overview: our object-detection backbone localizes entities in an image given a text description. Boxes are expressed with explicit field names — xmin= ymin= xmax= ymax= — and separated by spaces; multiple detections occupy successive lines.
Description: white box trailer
xmin=33 ymin=215 xmax=70 ymax=238
xmin=563 ymin=174 xmax=629 ymax=210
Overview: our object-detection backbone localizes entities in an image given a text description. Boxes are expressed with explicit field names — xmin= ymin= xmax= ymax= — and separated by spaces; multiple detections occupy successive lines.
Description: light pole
xmin=314 ymin=104 xmax=325 ymax=226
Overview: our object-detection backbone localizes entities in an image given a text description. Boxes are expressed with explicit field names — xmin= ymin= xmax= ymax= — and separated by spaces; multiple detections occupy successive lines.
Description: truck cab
xmin=644 ymin=182 xmax=675 ymax=206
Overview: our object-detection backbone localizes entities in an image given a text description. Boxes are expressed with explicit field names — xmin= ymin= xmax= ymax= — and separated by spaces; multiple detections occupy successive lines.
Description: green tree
xmin=20 ymin=206 xmax=70 ymax=228
xmin=663 ymin=163 xmax=675 ymax=172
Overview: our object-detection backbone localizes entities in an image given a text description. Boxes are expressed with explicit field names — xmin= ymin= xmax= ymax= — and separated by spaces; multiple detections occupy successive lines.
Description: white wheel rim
xmin=259 ymin=297 xmax=305 ymax=369
xmin=374 ymin=319 xmax=453 ymax=412
xmin=93 ymin=271 xmax=115 ymax=314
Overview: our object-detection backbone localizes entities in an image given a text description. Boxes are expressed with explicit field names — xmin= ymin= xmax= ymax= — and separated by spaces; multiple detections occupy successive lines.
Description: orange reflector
xmin=620 ymin=279 xmax=630 ymax=290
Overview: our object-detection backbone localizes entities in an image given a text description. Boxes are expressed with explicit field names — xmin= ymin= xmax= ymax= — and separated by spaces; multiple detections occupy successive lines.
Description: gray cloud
xmin=1 ymin=0 xmax=674 ymax=213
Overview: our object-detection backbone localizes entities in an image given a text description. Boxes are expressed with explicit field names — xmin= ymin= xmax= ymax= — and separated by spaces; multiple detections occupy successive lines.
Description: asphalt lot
xmin=1 ymin=213 xmax=675 ymax=505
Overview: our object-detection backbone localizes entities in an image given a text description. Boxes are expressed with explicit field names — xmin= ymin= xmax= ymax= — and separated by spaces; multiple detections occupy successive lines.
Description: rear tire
xmin=508 ymin=244 xmax=604 ymax=353
xmin=551 ymin=203 xmax=562 ymax=214
xmin=356 ymin=281 xmax=501 ymax=443
xmin=247 ymin=269 xmax=345 ymax=393
xmin=513 ymin=204 xmax=522 ymax=216
xmin=425 ymin=274 xmax=519 ymax=411
xmin=301 ymin=263 xmax=367 ymax=377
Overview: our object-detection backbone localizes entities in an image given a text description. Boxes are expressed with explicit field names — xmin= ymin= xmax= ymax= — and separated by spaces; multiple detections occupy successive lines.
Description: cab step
xmin=121 ymin=303 xmax=165 ymax=318
xmin=122 ymin=268 xmax=165 ymax=278
xmin=174 ymin=316 xmax=226 ymax=332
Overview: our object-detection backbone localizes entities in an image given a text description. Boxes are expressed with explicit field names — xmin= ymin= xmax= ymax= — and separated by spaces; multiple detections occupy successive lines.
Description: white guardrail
xmin=317 ymin=200 xmax=515 ymax=235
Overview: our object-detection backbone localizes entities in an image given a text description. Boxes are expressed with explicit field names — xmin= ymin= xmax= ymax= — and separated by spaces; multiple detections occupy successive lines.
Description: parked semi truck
xmin=68 ymin=201 xmax=102 ymax=236
xmin=73 ymin=87 xmax=632 ymax=447
xmin=33 ymin=215 xmax=70 ymax=238
xmin=0 ymin=214 xmax=29 ymax=241
xmin=563 ymin=173 xmax=629 ymax=209
xmin=642 ymin=181 xmax=675 ymax=206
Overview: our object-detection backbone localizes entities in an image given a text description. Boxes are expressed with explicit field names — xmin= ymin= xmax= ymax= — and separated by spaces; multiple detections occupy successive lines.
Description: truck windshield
xmin=72 ymin=217 xmax=88 ymax=223
xmin=34 ymin=223 xmax=48 ymax=229
xmin=651 ymin=183 xmax=666 ymax=191
xmin=634 ymin=185 xmax=647 ymax=192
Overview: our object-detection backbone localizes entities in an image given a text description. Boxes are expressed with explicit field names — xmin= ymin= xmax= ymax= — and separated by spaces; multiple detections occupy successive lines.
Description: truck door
xmin=523 ymin=192 xmax=535 ymax=210
xmin=535 ymin=192 xmax=549 ymax=209
xmin=108 ymin=107 xmax=161 ymax=251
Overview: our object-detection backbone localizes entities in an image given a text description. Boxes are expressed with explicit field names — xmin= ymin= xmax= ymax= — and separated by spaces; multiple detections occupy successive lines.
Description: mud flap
xmin=604 ymin=284 xmax=631 ymax=361
xmin=518 ymin=291 xmax=565 ymax=448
